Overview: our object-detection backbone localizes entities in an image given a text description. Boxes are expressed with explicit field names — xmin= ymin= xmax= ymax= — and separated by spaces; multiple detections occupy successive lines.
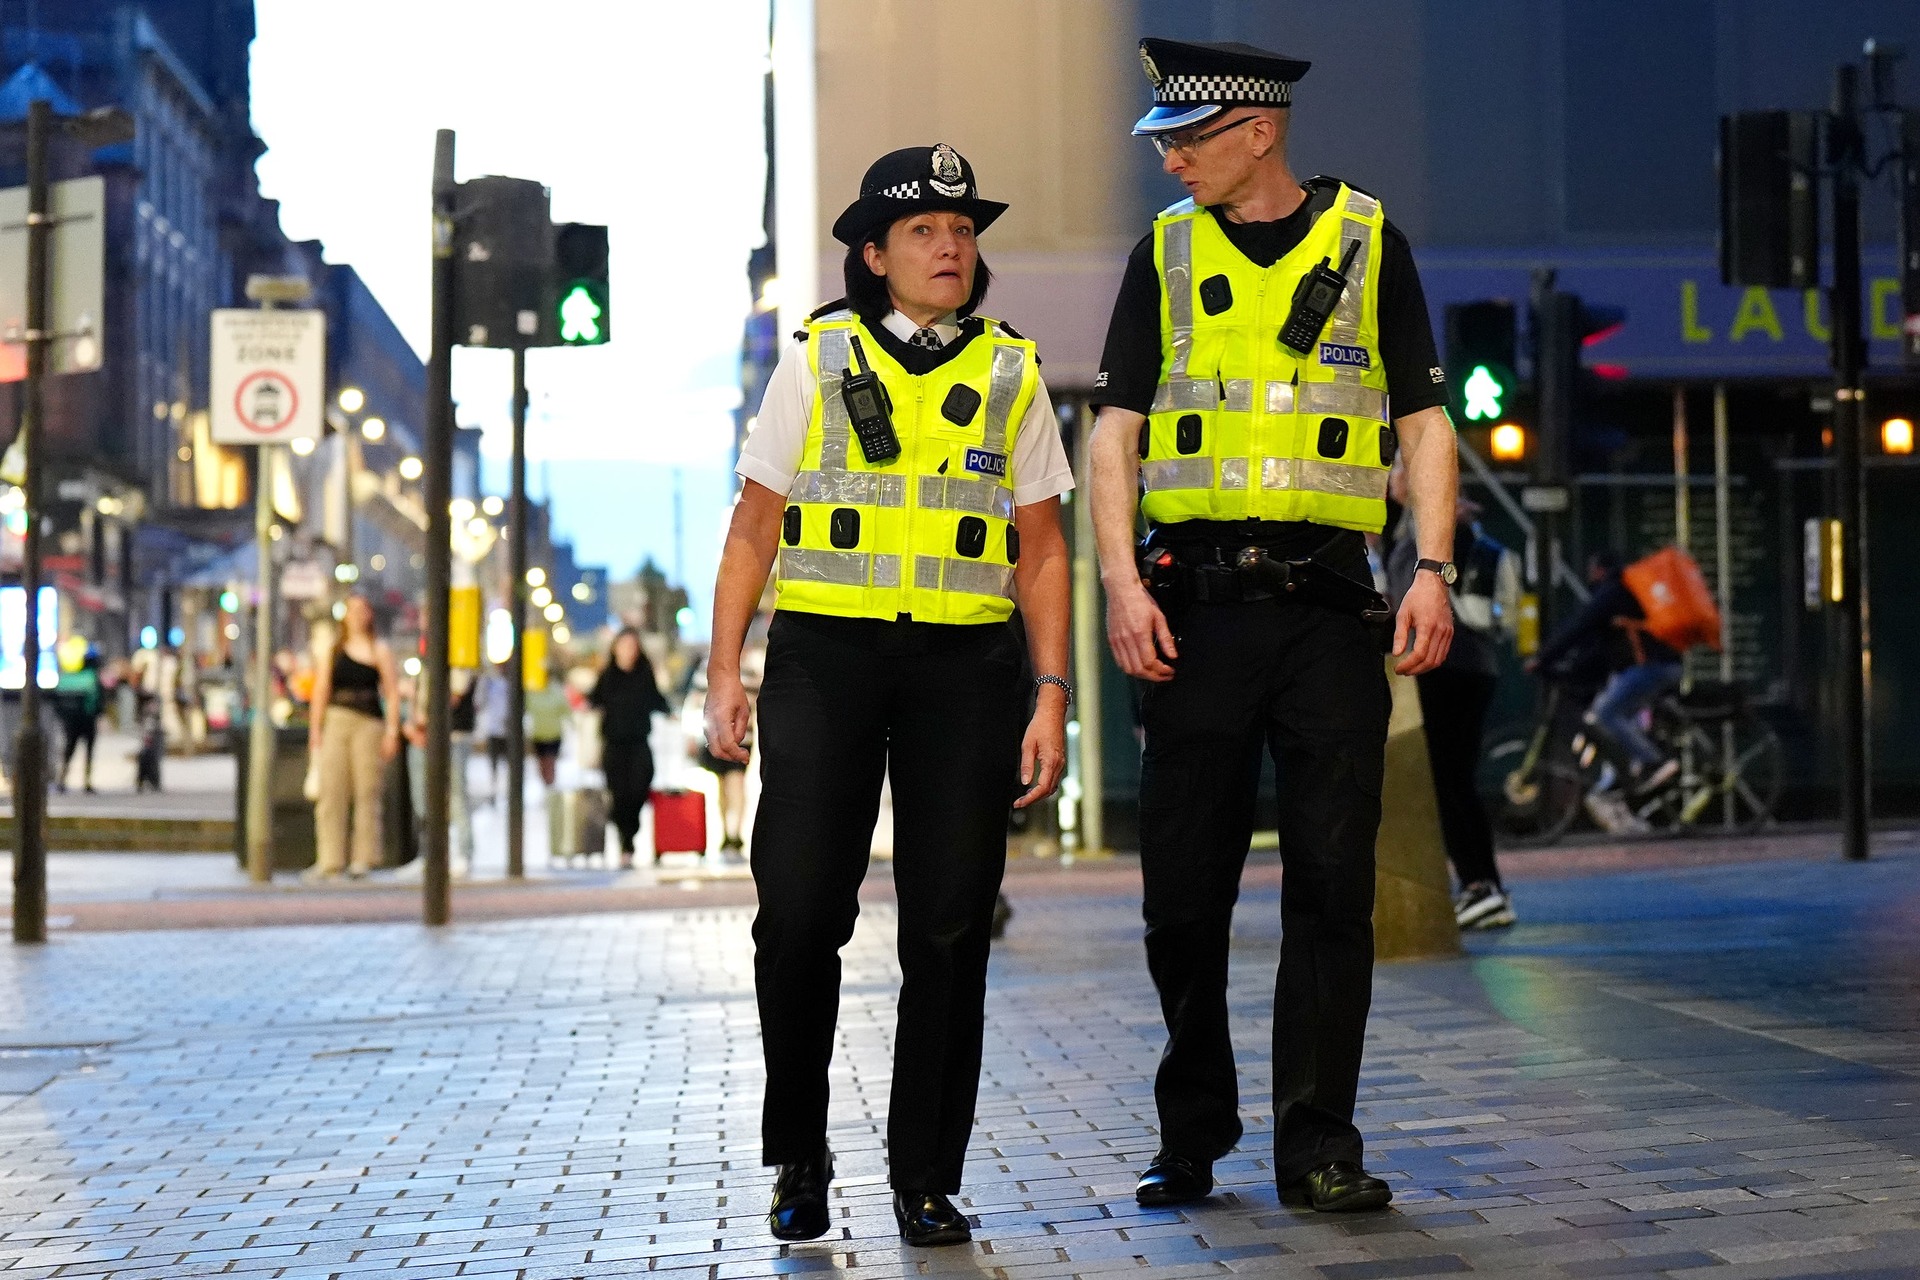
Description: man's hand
xmin=1105 ymin=576 xmax=1178 ymax=682
xmin=703 ymin=671 xmax=753 ymax=764
xmin=1393 ymin=570 xmax=1454 ymax=676
xmin=1013 ymin=689 xmax=1068 ymax=810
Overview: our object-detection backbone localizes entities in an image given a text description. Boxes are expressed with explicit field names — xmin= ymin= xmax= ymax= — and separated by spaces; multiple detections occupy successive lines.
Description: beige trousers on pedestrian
xmin=314 ymin=707 xmax=384 ymax=873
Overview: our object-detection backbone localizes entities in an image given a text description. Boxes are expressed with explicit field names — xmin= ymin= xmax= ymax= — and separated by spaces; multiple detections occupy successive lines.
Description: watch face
xmin=1443 ymin=562 xmax=1458 ymax=585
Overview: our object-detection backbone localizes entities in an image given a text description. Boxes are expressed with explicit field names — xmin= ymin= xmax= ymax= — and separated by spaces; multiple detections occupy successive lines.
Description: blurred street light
xmin=571 ymin=582 xmax=592 ymax=601
xmin=361 ymin=416 xmax=386 ymax=441
xmin=398 ymin=456 xmax=423 ymax=481
xmin=531 ymin=585 xmax=552 ymax=608
xmin=450 ymin=497 xmax=475 ymax=521
xmin=543 ymin=602 xmax=564 ymax=623
xmin=481 ymin=494 xmax=504 ymax=516
xmin=290 ymin=436 xmax=315 ymax=457
xmin=526 ymin=567 xmax=545 ymax=586
xmin=337 ymin=387 xmax=366 ymax=414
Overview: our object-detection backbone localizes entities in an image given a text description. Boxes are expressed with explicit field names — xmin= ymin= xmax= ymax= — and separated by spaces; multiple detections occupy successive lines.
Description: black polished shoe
xmin=892 ymin=1189 xmax=972 ymax=1247
xmin=768 ymin=1148 xmax=833 ymax=1241
xmin=1283 ymin=1160 xmax=1392 ymax=1212
xmin=1135 ymin=1151 xmax=1215 ymax=1206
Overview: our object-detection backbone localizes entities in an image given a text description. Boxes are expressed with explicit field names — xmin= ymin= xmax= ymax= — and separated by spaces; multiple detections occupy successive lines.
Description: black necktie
xmin=909 ymin=326 xmax=943 ymax=351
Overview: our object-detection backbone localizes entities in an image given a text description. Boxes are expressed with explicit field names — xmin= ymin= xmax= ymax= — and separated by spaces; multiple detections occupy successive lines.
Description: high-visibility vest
xmin=1142 ymin=182 xmax=1397 ymax=533
xmin=772 ymin=309 xmax=1038 ymax=624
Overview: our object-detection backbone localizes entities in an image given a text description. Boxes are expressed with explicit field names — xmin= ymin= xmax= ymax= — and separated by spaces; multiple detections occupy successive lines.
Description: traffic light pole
xmin=1829 ymin=66 xmax=1871 ymax=863
xmin=506 ymin=347 xmax=528 ymax=879
xmin=423 ymin=129 xmax=457 ymax=923
xmin=12 ymin=99 xmax=50 ymax=944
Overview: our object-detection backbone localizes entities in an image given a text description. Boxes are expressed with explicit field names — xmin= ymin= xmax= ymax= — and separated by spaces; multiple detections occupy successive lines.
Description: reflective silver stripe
xmin=916 ymin=555 xmax=942 ymax=590
xmin=1219 ymin=458 xmax=1249 ymax=490
xmin=1330 ymin=220 xmax=1371 ymax=342
xmin=1261 ymin=458 xmax=1293 ymax=490
xmin=1141 ymin=458 xmax=1215 ymax=491
xmin=815 ymin=326 xmax=852 ymax=470
xmin=1151 ymin=377 xmax=1218 ymax=413
xmin=872 ymin=554 xmax=901 ymax=588
xmin=918 ymin=474 xmax=1014 ymax=519
xmin=982 ymin=344 xmax=1027 ymax=452
xmin=790 ymin=470 xmax=905 ymax=507
xmin=942 ymin=559 xmax=1014 ymax=598
xmin=1297 ymin=381 xmax=1388 ymax=420
xmin=1297 ymin=459 xmax=1389 ymax=500
xmin=778 ymin=547 xmax=869 ymax=587
xmin=1265 ymin=381 xmax=1296 ymax=414
xmin=1162 ymin=217 xmax=1195 ymax=378
xmin=1221 ymin=379 xmax=1254 ymax=413
xmin=1343 ymin=189 xmax=1380 ymax=219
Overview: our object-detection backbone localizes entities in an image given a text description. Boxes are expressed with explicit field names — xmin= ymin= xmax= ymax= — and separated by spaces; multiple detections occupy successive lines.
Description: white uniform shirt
xmin=737 ymin=309 xmax=1075 ymax=508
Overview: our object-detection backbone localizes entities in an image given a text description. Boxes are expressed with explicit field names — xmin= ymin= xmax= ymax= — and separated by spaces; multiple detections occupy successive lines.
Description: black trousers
xmin=1415 ymin=668 xmax=1501 ymax=888
xmin=1137 ymin=597 xmax=1389 ymax=1185
xmin=603 ymin=741 xmax=654 ymax=853
xmin=751 ymin=612 xmax=1022 ymax=1193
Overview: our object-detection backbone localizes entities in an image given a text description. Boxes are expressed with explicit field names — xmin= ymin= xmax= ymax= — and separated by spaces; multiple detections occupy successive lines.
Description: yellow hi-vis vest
xmin=773 ymin=309 xmax=1038 ymax=624
xmin=1142 ymin=183 xmax=1396 ymax=533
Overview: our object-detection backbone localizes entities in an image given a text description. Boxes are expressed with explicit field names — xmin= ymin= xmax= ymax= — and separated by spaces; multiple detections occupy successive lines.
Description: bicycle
xmin=1485 ymin=675 xmax=1783 ymax=843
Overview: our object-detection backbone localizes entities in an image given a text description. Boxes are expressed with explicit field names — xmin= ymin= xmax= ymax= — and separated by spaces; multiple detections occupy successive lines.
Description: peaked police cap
xmin=1132 ymin=37 xmax=1312 ymax=135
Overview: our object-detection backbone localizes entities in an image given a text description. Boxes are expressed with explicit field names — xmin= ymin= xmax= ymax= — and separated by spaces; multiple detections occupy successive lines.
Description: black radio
xmin=840 ymin=335 xmax=902 ymax=465
xmin=1278 ymin=238 xmax=1361 ymax=355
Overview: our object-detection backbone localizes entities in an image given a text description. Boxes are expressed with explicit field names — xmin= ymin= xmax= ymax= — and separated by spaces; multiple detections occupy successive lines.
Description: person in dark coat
xmin=589 ymin=628 xmax=668 ymax=867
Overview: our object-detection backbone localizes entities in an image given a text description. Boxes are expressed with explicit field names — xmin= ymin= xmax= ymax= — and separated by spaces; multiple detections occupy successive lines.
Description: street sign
xmin=280 ymin=561 xmax=328 ymax=600
xmin=0 ymin=175 xmax=105 ymax=381
xmin=1521 ymin=484 xmax=1571 ymax=512
xmin=209 ymin=309 xmax=324 ymax=444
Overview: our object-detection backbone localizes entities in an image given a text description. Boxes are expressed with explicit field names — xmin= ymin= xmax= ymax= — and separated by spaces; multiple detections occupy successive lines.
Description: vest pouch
xmin=1317 ymin=417 xmax=1350 ymax=459
xmin=829 ymin=507 xmax=861 ymax=550
xmin=782 ymin=505 xmax=802 ymax=547
xmin=955 ymin=516 xmax=988 ymax=559
xmin=1007 ymin=525 xmax=1021 ymax=565
xmin=1379 ymin=425 xmax=1398 ymax=467
xmin=941 ymin=384 xmax=982 ymax=427
xmin=1176 ymin=413 xmax=1205 ymax=455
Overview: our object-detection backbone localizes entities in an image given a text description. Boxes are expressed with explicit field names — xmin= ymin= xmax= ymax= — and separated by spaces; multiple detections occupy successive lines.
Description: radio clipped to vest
xmin=840 ymin=335 xmax=903 ymax=465
xmin=1277 ymin=237 xmax=1361 ymax=355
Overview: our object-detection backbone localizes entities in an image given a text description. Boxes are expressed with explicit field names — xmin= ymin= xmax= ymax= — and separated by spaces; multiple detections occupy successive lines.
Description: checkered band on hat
xmin=1155 ymin=74 xmax=1291 ymax=105
xmin=877 ymin=180 xmax=922 ymax=199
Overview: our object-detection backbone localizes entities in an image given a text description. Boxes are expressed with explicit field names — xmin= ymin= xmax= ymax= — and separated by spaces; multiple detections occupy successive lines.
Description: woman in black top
xmin=589 ymin=628 xmax=668 ymax=867
xmin=307 ymin=595 xmax=400 ymax=879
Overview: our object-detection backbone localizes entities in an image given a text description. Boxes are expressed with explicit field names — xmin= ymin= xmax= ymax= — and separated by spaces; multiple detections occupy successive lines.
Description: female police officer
xmin=705 ymin=144 xmax=1073 ymax=1247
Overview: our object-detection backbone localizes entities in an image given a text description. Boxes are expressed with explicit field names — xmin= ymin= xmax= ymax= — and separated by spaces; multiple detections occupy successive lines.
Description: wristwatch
xmin=1415 ymin=558 xmax=1458 ymax=586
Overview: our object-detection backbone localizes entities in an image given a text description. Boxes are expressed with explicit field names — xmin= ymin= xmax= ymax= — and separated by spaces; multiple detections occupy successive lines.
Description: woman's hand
xmin=704 ymin=670 xmax=753 ymax=764
xmin=381 ymin=727 xmax=401 ymax=762
xmin=1013 ymin=686 xmax=1068 ymax=810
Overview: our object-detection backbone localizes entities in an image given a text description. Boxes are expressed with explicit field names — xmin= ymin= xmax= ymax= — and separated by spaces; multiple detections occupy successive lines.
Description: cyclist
xmin=1527 ymin=551 xmax=1682 ymax=832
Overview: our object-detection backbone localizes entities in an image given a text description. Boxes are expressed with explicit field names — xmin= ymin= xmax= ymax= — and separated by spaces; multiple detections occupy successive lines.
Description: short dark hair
xmin=842 ymin=220 xmax=992 ymax=325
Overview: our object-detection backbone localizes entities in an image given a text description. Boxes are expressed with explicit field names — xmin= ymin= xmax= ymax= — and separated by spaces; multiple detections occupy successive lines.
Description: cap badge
xmin=929 ymin=143 xmax=967 ymax=198
xmin=1139 ymin=46 xmax=1162 ymax=87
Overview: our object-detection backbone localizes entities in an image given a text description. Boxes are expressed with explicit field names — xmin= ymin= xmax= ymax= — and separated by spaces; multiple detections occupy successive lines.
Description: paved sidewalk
xmin=0 ymin=843 xmax=1918 ymax=1276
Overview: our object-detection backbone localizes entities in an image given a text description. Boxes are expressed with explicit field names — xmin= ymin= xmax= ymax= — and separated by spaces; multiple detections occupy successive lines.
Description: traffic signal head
xmin=1489 ymin=422 xmax=1527 ymax=462
xmin=550 ymin=223 xmax=610 ymax=346
xmin=1884 ymin=417 xmax=1915 ymax=455
xmin=1444 ymin=301 xmax=1517 ymax=425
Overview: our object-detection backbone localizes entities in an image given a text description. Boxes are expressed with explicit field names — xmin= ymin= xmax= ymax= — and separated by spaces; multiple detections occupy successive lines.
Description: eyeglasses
xmin=1150 ymin=114 xmax=1256 ymax=159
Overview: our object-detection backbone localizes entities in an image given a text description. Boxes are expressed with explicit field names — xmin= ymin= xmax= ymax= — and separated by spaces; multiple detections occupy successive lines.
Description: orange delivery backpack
xmin=1621 ymin=545 xmax=1723 ymax=654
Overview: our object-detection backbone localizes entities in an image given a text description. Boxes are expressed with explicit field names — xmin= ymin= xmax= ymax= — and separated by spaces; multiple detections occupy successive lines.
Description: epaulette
xmin=1156 ymin=195 xmax=1199 ymax=220
xmin=794 ymin=299 xmax=854 ymax=340
xmin=988 ymin=318 xmax=1026 ymax=340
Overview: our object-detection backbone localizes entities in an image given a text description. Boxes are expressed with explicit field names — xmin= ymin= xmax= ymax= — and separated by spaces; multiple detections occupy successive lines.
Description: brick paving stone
xmin=0 ymin=847 xmax=1918 ymax=1276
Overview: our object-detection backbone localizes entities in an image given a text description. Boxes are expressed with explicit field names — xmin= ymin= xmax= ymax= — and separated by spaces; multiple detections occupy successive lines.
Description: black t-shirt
xmin=1093 ymin=182 xmax=1447 ymax=566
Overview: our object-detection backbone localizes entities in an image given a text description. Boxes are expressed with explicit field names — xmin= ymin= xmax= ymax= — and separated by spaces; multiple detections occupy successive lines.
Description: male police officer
xmin=1089 ymin=38 xmax=1459 ymax=1212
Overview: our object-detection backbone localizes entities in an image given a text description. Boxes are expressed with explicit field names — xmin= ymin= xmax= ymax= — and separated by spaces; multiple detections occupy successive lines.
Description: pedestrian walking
xmin=1385 ymin=478 xmax=1521 ymax=928
xmin=406 ymin=669 xmax=476 ymax=875
xmin=474 ymin=665 xmax=511 ymax=803
xmin=706 ymin=142 xmax=1072 ymax=1247
xmin=306 ymin=595 xmax=401 ymax=881
xmin=588 ymin=629 xmax=667 ymax=869
xmin=53 ymin=646 xmax=103 ymax=793
xmin=1088 ymin=38 xmax=1459 ymax=1213
xmin=525 ymin=672 xmax=571 ymax=788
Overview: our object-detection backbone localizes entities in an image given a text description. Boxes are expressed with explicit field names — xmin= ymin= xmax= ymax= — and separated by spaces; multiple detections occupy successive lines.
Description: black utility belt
xmin=1139 ymin=538 xmax=1394 ymax=631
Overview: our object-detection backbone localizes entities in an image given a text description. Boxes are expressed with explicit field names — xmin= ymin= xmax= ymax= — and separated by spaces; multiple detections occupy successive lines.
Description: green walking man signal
xmin=1462 ymin=364 xmax=1505 ymax=421
xmin=547 ymin=222 xmax=610 ymax=347
xmin=559 ymin=282 xmax=604 ymax=344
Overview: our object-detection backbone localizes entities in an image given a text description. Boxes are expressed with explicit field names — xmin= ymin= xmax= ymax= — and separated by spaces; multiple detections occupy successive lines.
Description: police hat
xmin=830 ymin=144 xmax=1009 ymax=246
xmin=1132 ymin=37 xmax=1312 ymax=136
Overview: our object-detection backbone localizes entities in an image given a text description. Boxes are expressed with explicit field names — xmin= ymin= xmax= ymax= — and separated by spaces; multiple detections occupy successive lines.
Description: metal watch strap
xmin=1034 ymin=675 xmax=1074 ymax=705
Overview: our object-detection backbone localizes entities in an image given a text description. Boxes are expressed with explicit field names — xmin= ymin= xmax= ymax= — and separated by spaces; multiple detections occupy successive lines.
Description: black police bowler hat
xmin=830 ymin=144 xmax=1009 ymax=246
xmin=1133 ymin=37 xmax=1312 ymax=135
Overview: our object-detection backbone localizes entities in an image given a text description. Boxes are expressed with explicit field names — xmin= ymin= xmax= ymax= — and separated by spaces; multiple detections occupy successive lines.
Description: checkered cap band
xmin=878 ymin=180 xmax=922 ymax=200
xmin=1156 ymin=74 xmax=1291 ymax=106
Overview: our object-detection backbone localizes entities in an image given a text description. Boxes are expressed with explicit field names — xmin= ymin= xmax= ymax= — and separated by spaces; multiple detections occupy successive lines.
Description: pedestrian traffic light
xmin=1489 ymin=422 xmax=1527 ymax=462
xmin=454 ymin=176 xmax=553 ymax=349
xmin=549 ymin=223 xmax=610 ymax=346
xmin=1443 ymin=301 xmax=1517 ymax=425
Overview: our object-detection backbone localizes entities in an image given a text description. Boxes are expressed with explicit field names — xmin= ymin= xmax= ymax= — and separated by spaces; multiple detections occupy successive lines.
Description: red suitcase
xmin=650 ymin=788 xmax=707 ymax=860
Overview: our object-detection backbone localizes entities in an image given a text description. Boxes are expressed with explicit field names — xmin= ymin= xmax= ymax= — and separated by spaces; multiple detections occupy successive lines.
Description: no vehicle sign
xmin=210 ymin=309 xmax=324 ymax=445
